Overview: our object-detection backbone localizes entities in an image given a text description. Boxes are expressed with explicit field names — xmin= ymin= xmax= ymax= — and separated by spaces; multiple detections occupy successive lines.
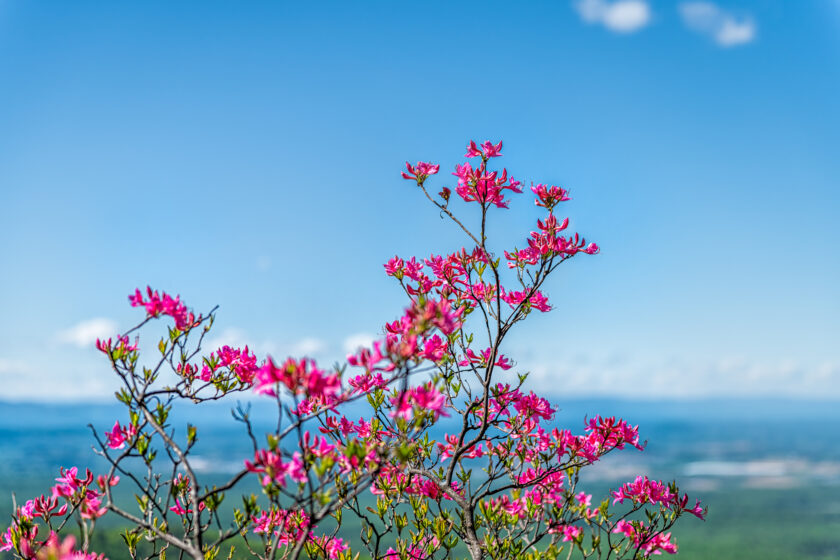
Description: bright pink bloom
xmin=401 ymin=161 xmax=440 ymax=184
xmin=531 ymin=184 xmax=570 ymax=209
xmin=169 ymin=498 xmax=206 ymax=516
xmin=390 ymin=383 xmax=449 ymax=420
xmin=464 ymin=140 xmax=503 ymax=159
xmin=459 ymin=347 xmax=513 ymax=370
xmin=105 ymin=421 xmax=137 ymax=450
xmin=37 ymin=534 xmax=108 ymax=560
xmin=421 ymin=335 xmax=447 ymax=362
xmin=245 ymin=450 xmax=307 ymax=487
xmin=311 ymin=536 xmax=348 ymax=559
xmin=254 ymin=357 xmax=341 ymax=399
xmin=612 ymin=476 xmax=673 ymax=507
xmin=129 ymin=286 xmax=197 ymax=330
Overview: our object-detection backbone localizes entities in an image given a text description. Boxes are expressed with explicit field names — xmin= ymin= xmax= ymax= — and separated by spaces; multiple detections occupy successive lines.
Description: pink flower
xmin=36 ymin=534 xmax=108 ymax=560
xmin=0 ymin=526 xmax=12 ymax=552
xmin=464 ymin=140 xmax=503 ymax=159
xmin=513 ymin=393 xmax=555 ymax=422
xmin=561 ymin=525 xmax=582 ymax=542
xmin=390 ymin=383 xmax=449 ymax=421
xmin=254 ymin=357 xmax=341 ymax=399
xmin=384 ymin=256 xmax=405 ymax=277
xmin=311 ymin=536 xmax=348 ymax=559
xmin=421 ymin=335 xmax=447 ymax=363
xmin=95 ymin=335 xmax=137 ymax=355
xmin=129 ymin=286 xmax=197 ymax=330
xmin=169 ymin=498 xmax=205 ymax=516
xmin=245 ymin=450 xmax=307 ymax=487
xmin=613 ymin=520 xmax=678 ymax=555
xmin=411 ymin=384 xmax=448 ymax=418
xmin=104 ymin=421 xmax=136 ymax=450
xmin=576 ymin=492 xmax=592 ymax=507
xmin=401 ymin=161 xmax=440 ymax=184
xmin=612 ymin=476 xmax=673 ymax=507
xmin=458 ymin=347 xmax=513 ymax=370
xmin=531 ymin=184 xmax=570 ymax=209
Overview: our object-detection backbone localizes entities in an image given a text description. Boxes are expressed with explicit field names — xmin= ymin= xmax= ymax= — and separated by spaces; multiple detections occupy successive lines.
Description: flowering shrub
xmin=1 ymin=140 xmax=704 ymax=560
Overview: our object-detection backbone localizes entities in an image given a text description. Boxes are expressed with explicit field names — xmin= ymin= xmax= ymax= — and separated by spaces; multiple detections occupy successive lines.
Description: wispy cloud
xmin=0 ymin=355 xmax=116 ymax=402
xmin=204 ymin=328 xmax=327 ymax=358
xmin=520 ymin=354 xmax=840 ymax=399
xmin=574 ymin=0 xmax=652 ymax=33
xmin=0 ymin=358 xmax=33 ymax=375
xmin=679 ymin=2 xmax=756 ymax=47
xmin=56 ymin=318 xmax=118 ymax=348
xmin=289 ymin=337 xmax=327 ymax=357
xmin=342 ymin=333 xmax=377 ymax=355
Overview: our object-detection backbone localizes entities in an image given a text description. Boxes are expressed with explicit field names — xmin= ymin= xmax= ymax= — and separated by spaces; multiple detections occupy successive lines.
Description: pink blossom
xmin=245 ymin=450 xmax=307 ymax=487
xmin=561 ymin=525 xmax=582 ymax=542
xmin=0 ymin=526 xmax=12 ymax=552
xmin=531 ymin=184 xmax=570 ymax=209
xmin=311 ymin=535 xmax=348 ymax=559
xmin=612 ymin=520 xmax=678 ymax=556
xmin=104 ymin=421 xmax=136 ymax=450
xmin=95 ymin=335 xmax=137 ymax=356
xmin=390 ymin=383 xmax=449 ymax=421
xmin=37 ymin=534 xmax=108 ymax=560
xmin=458 ymin=347 xmax=513 ymax=370
xmin=169 ymin=498 xmax=205 ymax=516
xmin=464 ymin=140 xmax=503 ymax=159
xmin=384 ymin=255 xmax=404 ymax=277
xmin=129 ymin=286 xmax=197 ymax=330
xmin=513 ymin=393 xmax=555 ymax=422
xmin=421 ymin=335 xmax=447 ymax=363
xmin=401 ymin=161 xmax=440 ymax=184
xmin=254 ymin=357 xmax=341 ymax=399
xmin=612 ymin=476 xmax=673 ymax=507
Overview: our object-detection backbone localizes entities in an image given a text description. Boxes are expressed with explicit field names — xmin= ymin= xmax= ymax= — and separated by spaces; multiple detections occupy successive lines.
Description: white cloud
xmin=289 ymin=337 xmax=327 ymax=357
xmin=204 ymin=327 xmax=253 ymax=352
xmin=518 ymin=354 xmax=840 ymax=399
xmin=342 ymin=332 xmax=377 ymax=355
xmin=575 ymin=0 xmax=651 ymax=33
xmin=205 ymin=328 xmax=326 ymax=358
xmin=0 ymin=353 xmax=116 ymax=402
xmin=56 ymin=318 xmax=118 ymax=348
xmin=0 ymin=358 xmax=33 ymax=375
xmin=679 ymin=2 xmax=756 ymax=47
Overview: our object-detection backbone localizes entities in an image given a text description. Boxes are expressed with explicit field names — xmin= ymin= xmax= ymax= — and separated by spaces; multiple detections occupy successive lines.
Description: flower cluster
xmin=254 ymin=357 xmax=342 ymax=403
xmin=128 ymin=286 xmax=197 ymax=330
xmin=614 ymin=520 xmax=679 ymax=556
xmin=401 ymin=161 xmax=440 ymax=185
xmin=1 ymin=468 xmax=116 ymax=558
xmin=94 ymin=335 xmax=137 ymax=357
xmin=199 ymin=345 xmax=261 ymax=385
xmin=2 ymin=139 xmax=704 ymax=560
xmin=251 ymin=508 xmax=347 ymax=559
xmin=613 ymin=476 xmax=706 ymax=520
xmin=104 ymin=421 xmax=136 ymax=450
xmin=245 ymin=449 xmax=308 ymax=488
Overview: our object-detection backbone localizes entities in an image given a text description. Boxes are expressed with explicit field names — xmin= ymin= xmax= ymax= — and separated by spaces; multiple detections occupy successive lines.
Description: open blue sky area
xmin=0 ymin=0 xmax=838 ymax=401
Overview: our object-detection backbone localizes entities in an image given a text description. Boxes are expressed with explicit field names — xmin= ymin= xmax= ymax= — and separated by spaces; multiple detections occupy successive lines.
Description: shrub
xmin=1 ymin=139 xmax=704 ymax=560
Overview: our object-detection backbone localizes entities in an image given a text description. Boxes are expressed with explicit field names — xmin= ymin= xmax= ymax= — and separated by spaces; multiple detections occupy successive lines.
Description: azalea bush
xmin=1 ymin=140 xmax=704 ymax=560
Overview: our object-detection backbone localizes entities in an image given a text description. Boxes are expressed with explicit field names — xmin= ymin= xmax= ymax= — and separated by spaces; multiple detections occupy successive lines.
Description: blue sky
xmin=1 ymin=0 xmax=838 ymax=401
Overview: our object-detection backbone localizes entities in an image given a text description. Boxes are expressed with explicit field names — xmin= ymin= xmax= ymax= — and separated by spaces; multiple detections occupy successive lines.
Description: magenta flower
xmin=464 ymin=139 xmax=503 ymax=159
xmin=531 ymin=184 xmax=570 ymax=209
xmin=401 ymin=161 xmax=440 ymax=185
xmin=104 ymin=421 xmax=136 ymax=450
xmin=129 ymin=286 xmax=197 ymax=330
